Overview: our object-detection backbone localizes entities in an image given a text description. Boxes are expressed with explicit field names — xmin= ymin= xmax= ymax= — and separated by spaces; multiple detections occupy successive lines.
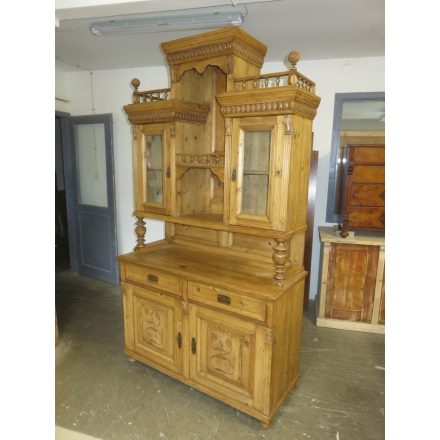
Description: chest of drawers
xmin=339 ymin=144 xmax=385 ymax=237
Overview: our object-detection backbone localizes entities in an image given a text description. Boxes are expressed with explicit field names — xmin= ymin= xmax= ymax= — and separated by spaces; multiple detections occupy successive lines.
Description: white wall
xmin=64 ymin=55 xmax=384 ymax=298
xmin=55 ymin=69 xmax=70 ymax=113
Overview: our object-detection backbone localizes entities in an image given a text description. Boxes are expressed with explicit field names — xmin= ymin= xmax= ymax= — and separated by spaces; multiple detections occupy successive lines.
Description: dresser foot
xmin=127 ymin=357 xmax=137 ymax=363
xmin=260 ymin=420 xmax=272 ymax=429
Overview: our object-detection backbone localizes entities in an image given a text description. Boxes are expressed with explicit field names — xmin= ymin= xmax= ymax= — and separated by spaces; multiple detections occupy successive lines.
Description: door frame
xmin=56 ymin=111 xmax=118 ymax=284
xmin=70 ymin=113 xmax=118 ymax=284
xmin=56 ymin=110 xmax=78 ymax=272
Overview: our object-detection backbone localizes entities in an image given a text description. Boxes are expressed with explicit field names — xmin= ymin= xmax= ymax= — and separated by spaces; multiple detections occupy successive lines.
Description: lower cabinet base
xmin=119 ymin=244 xmax=307 ymax=428
xmin=123 ymin=347 xmax=300 ymax=427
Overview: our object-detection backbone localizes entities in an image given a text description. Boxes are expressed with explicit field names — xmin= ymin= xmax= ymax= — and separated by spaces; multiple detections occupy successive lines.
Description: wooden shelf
xmin=134 ymin=210 xmax=305 ymax=239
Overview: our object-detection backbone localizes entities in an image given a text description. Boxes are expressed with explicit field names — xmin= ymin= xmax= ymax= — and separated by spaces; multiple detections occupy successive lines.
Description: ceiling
xmin=55 ymin=0 xmax=385 ymax=72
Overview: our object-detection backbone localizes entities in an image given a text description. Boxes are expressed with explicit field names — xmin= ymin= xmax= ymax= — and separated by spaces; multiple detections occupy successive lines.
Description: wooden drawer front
xmin=188 ymin=281 xmax=266 ymax=322
xmin=350 ymin=184 xmax=385 ymax=207
xmin=348 ymin=207 xmax=385 ymax=230
xmin=125 ymin=264 xmax=182 ymax=296
xmin=352 ymin=165 xmax=384 ymax=183
xmin=352 ymin=146 xmax=384 ymax=163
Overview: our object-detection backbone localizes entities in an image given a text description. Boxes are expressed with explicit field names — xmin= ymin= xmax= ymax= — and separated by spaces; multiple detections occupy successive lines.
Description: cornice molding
xmin=124 ymin=100 xmax=210 ymax=125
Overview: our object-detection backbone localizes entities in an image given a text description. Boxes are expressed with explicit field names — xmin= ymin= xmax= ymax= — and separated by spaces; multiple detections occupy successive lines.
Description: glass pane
xmin=145 ymin=135 xmax=163 ymax=204
xmin=75 ymin=123 xmax=108 ymax=207
xmin=241 ymin=131 xmax=270 ymax=216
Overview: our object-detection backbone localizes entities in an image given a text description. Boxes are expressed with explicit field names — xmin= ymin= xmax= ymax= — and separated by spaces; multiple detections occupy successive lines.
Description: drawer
xmin=350 ymin=183 xmax=385 ymax=207
xmin=188 ymin=281 xmax=266 ymax=322
xmin=347 ymin=207 xmax=385 ymax=230
xmin=351 ymin=146 xmax=384 ymax=163
xmin=352 ymin=165 xmax=384 ymax=183
xmin=125 ymin=264 xmax=182 ymax=296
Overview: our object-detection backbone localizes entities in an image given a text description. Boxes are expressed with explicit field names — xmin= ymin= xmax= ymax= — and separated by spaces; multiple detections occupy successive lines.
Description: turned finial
xmin=131 ymin=78 xmax=140 ymax=91
xmin=131 ymin=78 xmax=141 ymax=103
xmin=288 ymin=51 xmax=301 ymax=70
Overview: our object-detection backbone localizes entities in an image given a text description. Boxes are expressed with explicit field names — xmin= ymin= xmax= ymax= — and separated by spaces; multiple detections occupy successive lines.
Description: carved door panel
xmin=131 ymin=285 xmax=183 ymax=374
xmin=229 ymin=116 xmax=286 ymax=231
xmin=189 ymin=304 xmax=272 ymax=412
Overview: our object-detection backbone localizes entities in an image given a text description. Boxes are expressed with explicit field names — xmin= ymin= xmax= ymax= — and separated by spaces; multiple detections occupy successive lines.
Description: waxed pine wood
xmin=119 ymin=28 xmax=320 ymax=427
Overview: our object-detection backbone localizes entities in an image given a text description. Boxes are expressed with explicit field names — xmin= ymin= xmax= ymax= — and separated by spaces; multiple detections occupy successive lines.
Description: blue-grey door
xmin=70 ymin=114 xmax=118 ymax=284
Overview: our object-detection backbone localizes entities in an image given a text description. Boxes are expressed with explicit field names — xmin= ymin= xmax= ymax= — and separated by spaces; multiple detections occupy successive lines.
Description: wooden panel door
xmin=229 ymin=116 xmax=285 ymax=230
xmin=70 ymin=114 xmax=118 ymax=284
xmin=189 ymin=304 xmax=272 ymax=413
xmin=325 ymin=244 xmax=379 ymax=322
xmin=130 ymin=284 xmax=183 ymax=375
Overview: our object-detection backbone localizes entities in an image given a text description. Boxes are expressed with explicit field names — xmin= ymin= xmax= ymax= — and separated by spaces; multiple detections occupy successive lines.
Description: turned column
xmin=134 ymin=216 xmax=146 ymax=251
xmin=272 ymin=238 xmax=289 ymax=286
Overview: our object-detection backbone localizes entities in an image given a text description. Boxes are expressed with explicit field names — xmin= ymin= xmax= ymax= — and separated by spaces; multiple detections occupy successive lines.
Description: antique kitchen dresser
xmin=118 ymin=28 xmax=320 ymax=428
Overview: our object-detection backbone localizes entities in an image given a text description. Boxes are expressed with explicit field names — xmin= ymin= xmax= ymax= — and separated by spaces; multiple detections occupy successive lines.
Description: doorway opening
xmin=55 ymin=115 xmax=70 ymax=272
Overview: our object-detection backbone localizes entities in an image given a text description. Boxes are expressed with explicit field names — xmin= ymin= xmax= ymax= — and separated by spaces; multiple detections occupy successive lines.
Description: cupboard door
xmin=325 ymin=244 xmax=379 ymax=322
xmin=229 ymin=117 xmax=285 ymax=230
xmin=134 ymin=124 xmax=170 ymax=214
xmin=189 ymin=304 xmax=272 ymax=412
xmin=130 ymin=284 xmax=183 ymax=375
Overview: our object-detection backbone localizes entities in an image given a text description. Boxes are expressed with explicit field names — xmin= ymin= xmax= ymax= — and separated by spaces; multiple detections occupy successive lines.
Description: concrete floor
xmin=55 ymin=271 xmax=385 ymax=440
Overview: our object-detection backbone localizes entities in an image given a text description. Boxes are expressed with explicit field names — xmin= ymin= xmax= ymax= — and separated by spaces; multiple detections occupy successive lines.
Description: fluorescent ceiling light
xmin=90 ymin=7 xmax=245 ymax=36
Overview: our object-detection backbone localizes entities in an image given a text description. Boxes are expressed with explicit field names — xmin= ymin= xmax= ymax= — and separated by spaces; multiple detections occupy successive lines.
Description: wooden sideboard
xmin=118 ymin=28 xmax=320 ymax=428
xmin=316 ymin=227 xmax=384 ymax=334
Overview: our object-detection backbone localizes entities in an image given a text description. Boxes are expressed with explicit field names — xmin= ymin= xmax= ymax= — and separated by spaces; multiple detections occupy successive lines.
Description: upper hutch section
xmin=123 ymin=27 xmax=320 ymax=241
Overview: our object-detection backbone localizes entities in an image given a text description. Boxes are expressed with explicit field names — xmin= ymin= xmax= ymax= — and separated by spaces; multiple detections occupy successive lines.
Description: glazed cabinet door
xmin=134 ymin=124 xmax=171 ymax=214
xmin=125 ymin=283 xmax=184 ymax=375
xmin=229 ymin=116 xmax=286 ymax=230
xmin=189 ymin=304 xmax=272 ymax=413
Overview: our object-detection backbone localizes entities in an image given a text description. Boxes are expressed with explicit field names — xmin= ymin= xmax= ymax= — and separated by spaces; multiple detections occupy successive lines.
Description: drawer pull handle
xmin=177 ymin=332 xmax=182 ymax=349
xmin=147 ymin=274 xmax=158 ymax=283
xmin=217 ymin=294 xmax=231 ymax=305
xmin=191 ymin=337 xmax=196 ymax=354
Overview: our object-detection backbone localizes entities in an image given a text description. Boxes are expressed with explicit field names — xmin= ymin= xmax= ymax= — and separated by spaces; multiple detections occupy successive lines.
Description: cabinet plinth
xmin=119 ymin=28 xmax=320 ymax=426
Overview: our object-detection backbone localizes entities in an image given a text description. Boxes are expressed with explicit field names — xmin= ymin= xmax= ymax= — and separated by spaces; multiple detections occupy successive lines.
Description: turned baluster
xmin=272 ymin=238 xmax=289 ymax=286
xmin=134 ymin=216 xmax=146 ymax=251
xmin=288 ymin=50 xmax=300 ymax=86
xmin=131 ymin=78 xmax=141 ymax=103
